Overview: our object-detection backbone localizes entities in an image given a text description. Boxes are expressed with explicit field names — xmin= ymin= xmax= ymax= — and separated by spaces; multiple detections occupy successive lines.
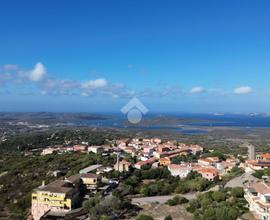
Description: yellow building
xmin=159 ymin=157 xmax=171 ymax=166
xmin=31 ymin=176 xmax=81 ymax=220
xmin=81 ymin=173 xmax=101 ymax=190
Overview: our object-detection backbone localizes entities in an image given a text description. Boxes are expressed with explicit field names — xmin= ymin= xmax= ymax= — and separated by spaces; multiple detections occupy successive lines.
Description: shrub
xmin=164 ymin=215 xmax=173 ymax=220
xmin=166 ymin=195 xmax=189 ymax=206
xmin=231 ymin=187 xmax=244 ymax=198
xmin=136 ymin=214 xmax=154 ymax=220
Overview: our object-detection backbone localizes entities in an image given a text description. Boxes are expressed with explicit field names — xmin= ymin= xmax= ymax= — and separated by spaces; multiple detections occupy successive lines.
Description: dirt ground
xmin=132 ymin=203 xmax=193 ymax=220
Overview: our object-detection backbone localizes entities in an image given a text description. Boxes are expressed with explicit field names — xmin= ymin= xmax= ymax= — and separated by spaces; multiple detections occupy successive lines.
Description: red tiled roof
xmin=262 ymin=153 xmax=270 ymax=159
xmin=252 ymin=182 xmax=270 ymax=195
xmin=196 ymin=167 xmax=219 ymax=175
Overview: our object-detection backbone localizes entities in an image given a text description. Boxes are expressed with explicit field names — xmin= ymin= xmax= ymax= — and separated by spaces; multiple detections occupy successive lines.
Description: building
xmin=244 ymin=182 xmax=270 ymax=220
xmin=135 ymin=158 xmax=156 ymax=169
xmin=114 ymin=160 xmax=132 ymax=172
xmin=73 ymin=145 xmax=87 ymax=152
xmin=257 ymin=153 xmax=270 ymax=161
xmin=88 ymin=146 xmax=104 ymax=154
xmin=195 ymin=167 xmax=219 ymax=181
xmin=41 ymin=147 xmax=57 ymax=155
xmin=81 ymin=173 xmax=101 ymax=190
xmin=168 ymin=164 xmax=192 ymax=178
xmin=79 ymin=164 xmax=103 ymax=174
xmin=159 ymin=157 xmax=171 ymax=166
xmin=31 ymin=178 xmax=81 ymax=220
xmin=123 ymin=146 xmax=137 ymax=157
xmin=189 ymin=144 xmax=203 ymax=155
xmin=246 ymin=160 xmax=270 ymax=172
xmin=198 ymin=157 xmax=220 ymax=167
xmin=142 ymin=146 xmax=155 ymax=157
xmin=158 ymin=145 xmax=170 ymax=153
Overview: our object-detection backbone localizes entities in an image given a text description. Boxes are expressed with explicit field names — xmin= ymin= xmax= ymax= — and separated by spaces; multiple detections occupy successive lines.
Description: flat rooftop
xmin=79 ymin=164 xmax=103 ymax=174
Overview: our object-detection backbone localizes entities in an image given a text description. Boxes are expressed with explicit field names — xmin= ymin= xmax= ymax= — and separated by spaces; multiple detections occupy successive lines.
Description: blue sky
xmin=0 ymin=0 xmax=270 ymax=112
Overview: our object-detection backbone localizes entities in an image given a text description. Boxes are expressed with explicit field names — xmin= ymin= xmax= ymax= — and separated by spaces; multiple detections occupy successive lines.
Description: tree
xmin=212 ymin=191 xmax=226 ymax=202
xmin=231 ymin=187 xmax=244 ymax=198
xmin=202 ymin=207 xmax=216 ymax=220
xmin=167 ymin=196 xmax=189 ymax=206
xmin=136 ymin=214 xmax=154 ymax=220
xmin=215 ymin=205 xmax=239 ymax=220
xmin=164 ymin=215 xmax=173 ymax=220
xmin=186 ymin=199 xmax=200 ymax=213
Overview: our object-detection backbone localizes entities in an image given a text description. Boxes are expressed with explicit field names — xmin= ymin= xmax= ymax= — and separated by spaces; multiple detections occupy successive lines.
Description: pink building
xmin=73 ymin=145 xmax=87 ymax=152
xmin=195 ymin=167 xmax=219 ymax=181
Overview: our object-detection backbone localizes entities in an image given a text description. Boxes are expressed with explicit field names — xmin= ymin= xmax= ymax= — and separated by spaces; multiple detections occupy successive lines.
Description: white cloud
xmin=82 ymin=78 xmax=108 ymax=89
xmin=29 ymin=62 xmax=47 ymax=81
xmin=2 ymin=64 xmax=19 ymax=71
xmin=190 ymin=86 xmax=205 ymax=94
xmin=234 ymin=86 xmax=252 ymax=94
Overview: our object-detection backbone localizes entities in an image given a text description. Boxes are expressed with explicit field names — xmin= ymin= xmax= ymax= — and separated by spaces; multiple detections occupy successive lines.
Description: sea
xmin=72 ymin=113 xmax=270 ymax=135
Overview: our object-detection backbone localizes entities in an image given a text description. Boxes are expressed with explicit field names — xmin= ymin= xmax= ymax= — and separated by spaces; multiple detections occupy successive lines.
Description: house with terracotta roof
xmin=257 ymin=153 xmax=270 ymax=161
xmin=245 ymin=182 xmax=270 ymax=220
xmin=134 ymin=158 xmax=156 ymax=169
xmin=189 ymin=144 xmax=204 ymax=155
xmin=194 ymin=166 xmax=219 ymax=181
xmin=246 ymin=160 xmax=270 ymax=172
xmin=198 ymin=157 xmax=220 ymax=167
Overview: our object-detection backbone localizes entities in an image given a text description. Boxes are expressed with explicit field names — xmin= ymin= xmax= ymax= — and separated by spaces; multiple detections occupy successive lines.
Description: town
xmin=26 ymin=137 xmax=270 ymax=220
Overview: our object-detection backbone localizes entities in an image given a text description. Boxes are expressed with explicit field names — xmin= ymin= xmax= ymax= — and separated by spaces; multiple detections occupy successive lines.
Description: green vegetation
xmin=221 ymin=167 xmax=244 ymax=184
xmin=164 ymin=215 xmax=173 ymax=220
xmin=111 ymin=167 xmax=214 ymax=198
xmin=174 ymin=172 xmax=214 ymax=193
xmin=136 ymin=214 xmax=154 ymax=220
xmin=112 ymin=167 xmax=173 ymax=197
xmin=186 ymin=187 xmax=248 ymax=220
xmin=252 ymin=168 xmax=270 ymax=179
xmin=202 ymin=150 xmax=227 ymax=161
xmin=0 ymin=152 xmax=116 ymax=219
xmin=171 ymin=154 xmax=198 ymax=164
xmin=83 ymin=194 xmax=136 ymax=220
xmin=0 ymin=129 xmax=124 ymax=152
xmin=166 ymin=195 xmax=189 ymax=206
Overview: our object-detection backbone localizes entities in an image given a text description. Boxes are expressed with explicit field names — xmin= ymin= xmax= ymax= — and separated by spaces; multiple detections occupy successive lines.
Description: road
xmin=131 ymin=185 xmax=220 ymax=205
xmin=225 ymin=171 xmax=258 ymax=188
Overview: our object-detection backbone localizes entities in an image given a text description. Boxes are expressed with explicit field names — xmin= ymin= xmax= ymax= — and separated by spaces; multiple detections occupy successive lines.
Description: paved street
xmin=225 ymin=171 xmax=258 ymax=188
